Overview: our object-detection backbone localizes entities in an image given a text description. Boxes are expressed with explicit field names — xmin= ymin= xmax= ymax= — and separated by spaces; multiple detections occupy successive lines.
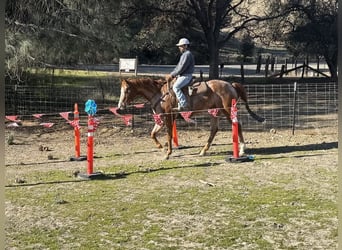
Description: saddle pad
xmin=188 ymin=81 xmax=208 ymax=95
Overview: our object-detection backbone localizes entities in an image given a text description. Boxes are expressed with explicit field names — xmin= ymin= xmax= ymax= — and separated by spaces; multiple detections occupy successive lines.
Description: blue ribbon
xmin=85 ymin=99 xmax=97 ymax=115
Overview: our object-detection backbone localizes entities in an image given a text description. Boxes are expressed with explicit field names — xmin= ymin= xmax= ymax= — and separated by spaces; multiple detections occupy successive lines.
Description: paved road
xmin=76 ymin=64 xmax=268 ymax=77
xmin=70 ymin=63 xmax=330 ymax=78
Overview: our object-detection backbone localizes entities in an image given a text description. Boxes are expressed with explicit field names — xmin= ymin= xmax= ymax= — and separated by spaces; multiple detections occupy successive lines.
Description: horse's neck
xmin=136 ymin=82 xmax=161 ymax=104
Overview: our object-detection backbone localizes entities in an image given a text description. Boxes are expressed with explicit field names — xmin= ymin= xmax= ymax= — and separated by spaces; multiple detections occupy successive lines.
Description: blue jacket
xmin=171 ymin=50 xmax=195 ymax=77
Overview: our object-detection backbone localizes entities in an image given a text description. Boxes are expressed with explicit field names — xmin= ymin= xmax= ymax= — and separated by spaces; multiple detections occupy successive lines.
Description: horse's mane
xmin=126 ymin=77 xmax=166 ymax=90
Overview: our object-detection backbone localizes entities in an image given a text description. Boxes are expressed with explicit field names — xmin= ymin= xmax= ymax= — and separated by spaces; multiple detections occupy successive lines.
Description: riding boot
xmin=173 ymin=102 xmax=190 ymax=111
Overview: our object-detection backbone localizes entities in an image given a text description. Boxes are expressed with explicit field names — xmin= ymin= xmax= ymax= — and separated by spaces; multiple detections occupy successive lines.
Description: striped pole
xmin=77 ymin=99 xmax=104 ymax=179
xmin=172 ymin=120 xmax=179 ymax=148
xmin=231 ymin=99 xmax=239 ymax=158
xmin=87 ymin=115 xmax=95 ymax=175
xmin=74 ymin=103 xmax=81 ymax=158
xmin=70 ymin=103 xmax=86 ymax=161
xmin=226 ymin=98 xmax=254 ymax=163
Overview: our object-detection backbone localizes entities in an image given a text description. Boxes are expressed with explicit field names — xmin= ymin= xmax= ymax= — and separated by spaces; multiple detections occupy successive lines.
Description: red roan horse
xmin=118 ymin=77 xmax=265 ymax=159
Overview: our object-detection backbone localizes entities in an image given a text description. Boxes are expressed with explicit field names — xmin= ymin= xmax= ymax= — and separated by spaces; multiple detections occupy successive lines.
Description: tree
xmin=240 ymin=35 xmax=255 ymax=62
xmin=265 ymin=0 xmax=337 ymax=79
xmin=122 ymin=0 xmax=273 ymax=78
xmin=114 ymin=0 xmax=186 ymax=64
xmin=5 ymin=0 xmax=129 ymax=82
xmin=6 ymin=0 xmax=294 ymax=81
xmin=185 ymin=0 xmax=269 ymax=78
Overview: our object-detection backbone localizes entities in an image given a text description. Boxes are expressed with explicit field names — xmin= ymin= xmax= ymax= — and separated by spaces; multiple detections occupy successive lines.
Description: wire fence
xmin=5 ymin=80 xmax=338 ymax=132
xmin=237 ymin=82 xmax=337 ymax=131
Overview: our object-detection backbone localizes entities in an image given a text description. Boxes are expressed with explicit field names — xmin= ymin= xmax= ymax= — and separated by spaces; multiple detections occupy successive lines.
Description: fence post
xmin=316 ymin=56 xmax=320 ymax=77
xmin=280 ymin=65 xmax=285 ymax=78
xmin=240 ymin=64 xmax=245 ymax=84
xmin=265 ymin=56 xmax=270 ymax=77
xmin=256 ymin=55 xmax=261 ymax=73
xmin=292 ymin=82 xmax=297 ymax=135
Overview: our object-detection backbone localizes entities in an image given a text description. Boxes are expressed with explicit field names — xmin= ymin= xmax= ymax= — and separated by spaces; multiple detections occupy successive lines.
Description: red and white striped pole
xmin=87 ymin=115 xmax=95 ymax=175
xmin=77 ymin=99 xmax=103 ymax=179
xmin=70 ymin=103 xmax=86 ymax=161
xmin=172 ymin=120 xmax=179 ymax=148
xmin=231 ymin=99 xmax=239 ymax=159
xmin=74 ymin=103 xmax=81 ymax=158
xmin=227 ymin=98 xmax=254 ymax=163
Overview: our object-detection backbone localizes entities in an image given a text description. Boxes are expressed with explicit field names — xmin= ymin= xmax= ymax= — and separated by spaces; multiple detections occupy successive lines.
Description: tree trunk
xmin=208 ymin=43 xmax=220 ymax=79
xmin=324 ymin=53 xmax=337 ymax=80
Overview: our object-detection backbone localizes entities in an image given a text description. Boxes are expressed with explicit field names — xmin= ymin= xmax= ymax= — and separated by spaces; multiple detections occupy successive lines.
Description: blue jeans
xmin=173 ymin=74 xmax=192 ymax=107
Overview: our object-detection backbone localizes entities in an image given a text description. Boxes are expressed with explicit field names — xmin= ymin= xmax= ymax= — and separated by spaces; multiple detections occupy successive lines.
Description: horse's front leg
xmin=151 ymin=123 xmax=164 ymax=149
xmin=164 ymin=115 xmax=173 ymax=160
xmin=164 ymin=130 xmax=173 ymax=160
xmin=200 ymin=117 xmax=219 ymax=156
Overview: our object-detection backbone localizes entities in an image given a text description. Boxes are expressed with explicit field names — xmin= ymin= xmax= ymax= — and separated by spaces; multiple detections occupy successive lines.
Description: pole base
xmin=77 ymin=172 xmax=105 ymax=180
xmin=70 ymin=156 xmax=87 ymax=161
xmin=226 ymin=155 xmax=255 ymax=163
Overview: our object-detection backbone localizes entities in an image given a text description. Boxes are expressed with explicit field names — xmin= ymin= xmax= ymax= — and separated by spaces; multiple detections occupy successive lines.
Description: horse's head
xmin=118 ymin=79 xmax=134 ymax=110
xmin=118 ymin=77 xmax=167 ymax=110
xmin=154 ymin=78 xmax=167 ymax=89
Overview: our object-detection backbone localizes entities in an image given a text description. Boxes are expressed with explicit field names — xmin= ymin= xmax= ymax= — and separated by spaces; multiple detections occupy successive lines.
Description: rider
xmin=165 ymin=38 xmax=195 ymax=111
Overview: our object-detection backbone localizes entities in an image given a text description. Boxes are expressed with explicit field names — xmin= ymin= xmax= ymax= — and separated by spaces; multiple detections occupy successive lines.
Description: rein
xmin=151 ymin=92 xmax=169 ymax=111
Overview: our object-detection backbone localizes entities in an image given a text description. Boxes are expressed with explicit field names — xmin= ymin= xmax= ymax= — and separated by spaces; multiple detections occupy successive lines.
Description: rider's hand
xmin=165 ymin=74 xmax=173 ymax=81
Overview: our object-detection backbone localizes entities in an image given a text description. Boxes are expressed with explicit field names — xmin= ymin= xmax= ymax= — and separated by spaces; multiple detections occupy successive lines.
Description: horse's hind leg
xmin=238 ymin=122 xmax=246 ymax=156
xmin=151 ymin=123 xmax=164 ymax=149
xmin=226 ymin=116 xmax=246 ymax=156
xmin=199 ymin=117 xmax=218 ymax=156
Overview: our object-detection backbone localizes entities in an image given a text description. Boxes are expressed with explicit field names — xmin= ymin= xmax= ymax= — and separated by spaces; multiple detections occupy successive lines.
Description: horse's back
xmin=201 ymin=79 xmax=238 ymax=99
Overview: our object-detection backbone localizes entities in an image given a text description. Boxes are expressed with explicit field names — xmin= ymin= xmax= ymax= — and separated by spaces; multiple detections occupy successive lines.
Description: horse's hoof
xmin=163 ymin=155 xmax=170 ymax=160
xmin=199 ymin=151 xmax=206 ymax=156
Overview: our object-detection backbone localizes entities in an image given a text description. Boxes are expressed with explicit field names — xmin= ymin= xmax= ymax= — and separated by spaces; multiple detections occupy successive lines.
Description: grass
xmin=5 ymin=157 xmax=337 ymax=249
xmin=30 ymin=67 xmax=116 ymax=78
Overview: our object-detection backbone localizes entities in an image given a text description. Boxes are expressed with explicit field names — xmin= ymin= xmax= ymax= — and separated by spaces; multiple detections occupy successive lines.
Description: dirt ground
xmin=5 ymin=122 xmax=338 ymax=174
xmin=4 ymin=119 xmax=338 ymax=186
xmin=4 ymin=121 xmax=338 ymax=248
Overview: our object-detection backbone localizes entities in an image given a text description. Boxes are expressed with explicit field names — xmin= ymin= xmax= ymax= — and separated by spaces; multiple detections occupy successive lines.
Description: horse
xmin=118 ymin=77 xmax=265 ymax=159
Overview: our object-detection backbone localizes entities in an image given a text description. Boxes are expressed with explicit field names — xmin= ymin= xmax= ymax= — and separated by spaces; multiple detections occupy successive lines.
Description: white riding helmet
xmin=176 ymin=38 xmax=190 ymax=46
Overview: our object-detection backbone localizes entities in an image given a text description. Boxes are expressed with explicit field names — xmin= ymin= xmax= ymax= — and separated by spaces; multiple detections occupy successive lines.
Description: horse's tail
xmin=232 ymin=82 xmax=265 ymax=123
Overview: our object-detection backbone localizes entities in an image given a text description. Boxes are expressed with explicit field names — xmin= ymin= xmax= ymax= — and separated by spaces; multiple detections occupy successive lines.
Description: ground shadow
xmin=101 ymin=161 xmax=222 ymax=180
xmin=5 ymin=159 xmax=75 ymax=167
xmin=5 ymin=179 xmax=89 ymax=188
xmin=246 ymin=141 xmax=337 ymax=155
xmin=5 ymin=172 xmax=127 ymax=187
xmin=5 ymin=161 xmax=221 ymax=187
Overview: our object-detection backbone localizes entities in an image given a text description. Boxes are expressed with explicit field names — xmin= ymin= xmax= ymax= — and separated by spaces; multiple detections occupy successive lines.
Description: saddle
xmin=166 ymin=77 xmax=208 ymax=111
xmin=182 ymin=79 xmax=207 ymax=97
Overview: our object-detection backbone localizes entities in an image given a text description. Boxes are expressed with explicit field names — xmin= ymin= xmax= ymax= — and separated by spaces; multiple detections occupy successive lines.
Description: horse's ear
xmin=122 ymin=79 xmax=128 ymax=85
xmin=155 ymin=79 xmax=167 ymax=87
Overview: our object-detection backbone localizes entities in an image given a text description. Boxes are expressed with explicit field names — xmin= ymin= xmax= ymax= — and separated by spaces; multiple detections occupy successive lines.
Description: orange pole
xmin=172 ymin=120 xmax=179 ymax=147
xmin=74 ymin=103 xmax=81 ymax=158
xmin=87 ymin=115 xmax=94 ymax=175
xmin=231 ymin=99 xmax=239 ymax=158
